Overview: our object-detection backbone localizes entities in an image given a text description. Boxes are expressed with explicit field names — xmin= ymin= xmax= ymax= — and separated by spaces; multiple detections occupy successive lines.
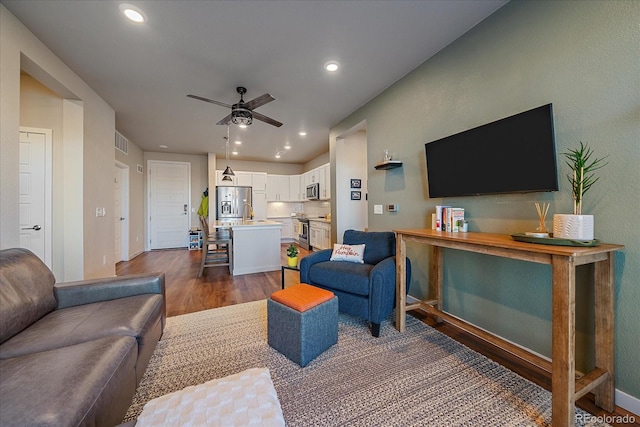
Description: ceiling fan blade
xmin=216 ymin=114 xmax=233 ymax=126
xmin=187 ymin=94 xmax=232 ymax=109
xmin=243 ymin=93 xmax=275 ymax=111
xmin=252 ymin=111 xmax=283 ymax=128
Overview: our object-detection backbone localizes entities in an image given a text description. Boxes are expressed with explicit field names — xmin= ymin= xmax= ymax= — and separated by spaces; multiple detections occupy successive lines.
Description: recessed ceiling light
xmin=324 ymin=61 xmax=340 ymax=72
xmin=284 ymin=144 xmax=291 ymax=150
xmin=119 ymin=4 xmax=147 ymax=23
xmin=238 ymin=124 xmax=248 ymax=129
xmin=232 ymin=150 xmax=238 ymax=155
xmin=159 ymin=145 xmax=168 ymax=149
xmin=234 ymin=140 xmax=242 ymax=145
xmin=298 ymin=131 xmax=307 ymax=136
xmin=275 ymin=154 xmax=281 ymax=159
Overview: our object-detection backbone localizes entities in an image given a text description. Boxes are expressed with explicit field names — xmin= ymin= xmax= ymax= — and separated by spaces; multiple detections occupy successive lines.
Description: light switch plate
xmin=374 ymin=204 xmax=383 ymax=215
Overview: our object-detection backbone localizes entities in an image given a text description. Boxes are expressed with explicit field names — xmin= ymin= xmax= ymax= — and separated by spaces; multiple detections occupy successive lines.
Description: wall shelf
xmin=374 ymin=160 xmax=403 ymax=170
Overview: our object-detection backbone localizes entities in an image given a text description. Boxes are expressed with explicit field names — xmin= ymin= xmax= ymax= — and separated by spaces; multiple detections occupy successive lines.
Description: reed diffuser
xmin=535 ymin=202 xmax=550 ymax=235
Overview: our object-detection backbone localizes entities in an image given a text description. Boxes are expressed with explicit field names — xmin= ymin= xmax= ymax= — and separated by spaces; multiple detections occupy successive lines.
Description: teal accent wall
xmin=330 ymin=1 xmax=639 ymax=398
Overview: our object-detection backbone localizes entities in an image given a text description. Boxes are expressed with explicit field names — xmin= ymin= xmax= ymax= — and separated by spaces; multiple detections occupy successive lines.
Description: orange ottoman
xmin=267 ymin=284 xmax=338 ymax=367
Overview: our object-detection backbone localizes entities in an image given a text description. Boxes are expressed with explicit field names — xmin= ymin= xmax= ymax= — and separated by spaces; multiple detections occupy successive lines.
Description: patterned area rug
xmin=124 ymin=300 xmax=608 ymax=426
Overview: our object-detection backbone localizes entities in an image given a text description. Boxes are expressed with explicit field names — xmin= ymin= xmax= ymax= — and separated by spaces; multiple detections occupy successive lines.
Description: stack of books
xmin=434 ymin=206 xmax=465 ymax=232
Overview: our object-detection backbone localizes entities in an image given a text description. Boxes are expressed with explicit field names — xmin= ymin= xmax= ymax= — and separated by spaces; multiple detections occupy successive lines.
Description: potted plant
xmin=553 ymin=141 xmax=608 ymax=240
xmin=286 ymin=243 xmax=299 ymax=267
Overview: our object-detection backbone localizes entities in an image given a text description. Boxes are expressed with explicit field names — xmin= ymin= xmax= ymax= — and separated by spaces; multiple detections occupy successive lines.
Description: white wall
xmin=335 ymin=131 xmax=368 ymax=240
xmin=2 ymin=5 xmax=115 ymax=279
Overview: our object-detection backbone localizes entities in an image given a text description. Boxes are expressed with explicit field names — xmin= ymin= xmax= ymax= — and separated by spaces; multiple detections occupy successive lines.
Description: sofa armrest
xmin=299 ymin=249 xmax=332 ymax=284
xmin=54 ymin=273 xmax=165 ymax=309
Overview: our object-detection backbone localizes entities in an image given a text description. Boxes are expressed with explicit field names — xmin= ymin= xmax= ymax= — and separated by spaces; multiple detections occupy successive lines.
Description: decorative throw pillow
xmin=329 ymin=244 xmax=366 ymax=263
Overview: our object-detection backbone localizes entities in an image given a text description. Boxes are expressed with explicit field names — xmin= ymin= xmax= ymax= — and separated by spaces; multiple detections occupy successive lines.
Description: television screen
xmin=425 ymin=104 xmax=558 ymax=198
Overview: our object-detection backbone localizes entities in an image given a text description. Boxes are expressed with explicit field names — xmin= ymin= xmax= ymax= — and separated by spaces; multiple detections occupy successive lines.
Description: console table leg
xmin=395 ymin=234 xmax=407 ymax=332
xmin=431 ymin=246 xmax=444 ymax=323
xmin=552 ymin=255 xmax=576 ymax=427
xmin=594 ymin=254 xmax=615 ymax=411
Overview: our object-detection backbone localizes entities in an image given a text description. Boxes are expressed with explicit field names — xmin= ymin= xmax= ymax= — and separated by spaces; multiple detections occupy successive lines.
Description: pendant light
xmin=222 ymin=125 xmax=235 ymax=181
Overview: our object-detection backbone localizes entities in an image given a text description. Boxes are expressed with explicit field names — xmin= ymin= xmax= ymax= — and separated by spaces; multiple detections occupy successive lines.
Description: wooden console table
xmin=393 ymin=229 xmax=623 ymax=427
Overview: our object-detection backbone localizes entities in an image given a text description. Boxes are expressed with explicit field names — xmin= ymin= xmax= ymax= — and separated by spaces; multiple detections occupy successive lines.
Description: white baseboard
xmin=129 ymin=249 xmax=145 ymax=260
xmin=616 ymin=389 xmax=640 ymax=417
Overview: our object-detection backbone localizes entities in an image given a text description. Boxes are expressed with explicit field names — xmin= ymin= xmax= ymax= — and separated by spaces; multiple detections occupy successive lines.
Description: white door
xmin=19 ymin=128 xmax=52 ymax=267
xmin=114 ymin=163 xmax=129 ymax=262
xmin=148 ymin=161 xmax=190 ymax=249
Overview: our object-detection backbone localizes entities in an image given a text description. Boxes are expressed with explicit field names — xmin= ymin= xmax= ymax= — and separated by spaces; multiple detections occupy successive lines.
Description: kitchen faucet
xmin=243 ymin=202 xmax=254 ymax=221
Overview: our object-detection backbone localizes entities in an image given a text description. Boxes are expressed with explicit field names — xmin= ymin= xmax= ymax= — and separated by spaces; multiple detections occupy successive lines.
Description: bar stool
xmin=198 ymin=217 xmax=232 ymax=277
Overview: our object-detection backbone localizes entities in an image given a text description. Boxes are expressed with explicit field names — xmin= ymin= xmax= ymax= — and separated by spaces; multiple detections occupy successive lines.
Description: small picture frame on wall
xmin=351 ymin=191 xmax=361 ymax=200
xmin=350 ymin=179 xmax=361 ymax=189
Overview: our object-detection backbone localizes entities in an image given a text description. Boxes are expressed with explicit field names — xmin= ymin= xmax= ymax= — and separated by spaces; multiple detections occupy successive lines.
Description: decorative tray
xmin=510 ymin=233 xmax=599 ymax=247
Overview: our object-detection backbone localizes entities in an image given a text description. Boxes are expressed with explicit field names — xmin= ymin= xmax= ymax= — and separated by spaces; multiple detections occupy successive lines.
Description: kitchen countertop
xmin=213 ymin=219 xmax=282 ymax=228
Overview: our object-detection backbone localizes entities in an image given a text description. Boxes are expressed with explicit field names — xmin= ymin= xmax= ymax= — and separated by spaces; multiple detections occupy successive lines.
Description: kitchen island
xmin=213 ymin=219 xmax=282 ymax=276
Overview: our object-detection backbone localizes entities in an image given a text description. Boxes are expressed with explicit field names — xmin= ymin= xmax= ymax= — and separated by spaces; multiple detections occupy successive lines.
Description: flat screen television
xmin=425 ymin=103 xmax=558 ymax=198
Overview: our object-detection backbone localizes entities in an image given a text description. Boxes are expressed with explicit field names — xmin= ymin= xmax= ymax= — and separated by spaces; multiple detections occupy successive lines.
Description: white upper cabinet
xmin=251 ymin=172 xmax=267 ymax=191
xmin=267 ymin=175 xmax=291 ymax=201
xmin=289 ymin=175 xmax=302 ymax=201
xmin=216 ymin=170 xmax=267 ymax=189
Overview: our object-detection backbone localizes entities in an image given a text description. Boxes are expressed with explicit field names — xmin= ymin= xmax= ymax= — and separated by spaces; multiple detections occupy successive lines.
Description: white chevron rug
xmin=124 ymin=300 xmax=608 ymax=426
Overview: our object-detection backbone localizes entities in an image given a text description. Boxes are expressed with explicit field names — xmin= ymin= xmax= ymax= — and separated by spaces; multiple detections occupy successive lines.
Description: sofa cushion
xmin=343 ymin=230 xmax=395 ymax=265
xmin=0 ymin=335 xmax=137 ymax=427
xmin=308 ymin=261 xmax=374 ymax=296
xmin=0 ymin=248 xmax=56 ymax=344
xmin=0 ymin=293 xmax=163 ymax=359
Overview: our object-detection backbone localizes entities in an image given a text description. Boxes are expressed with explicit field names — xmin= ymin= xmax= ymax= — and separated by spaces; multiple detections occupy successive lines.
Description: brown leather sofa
xmin=0 ymin=248 xmax=165 ymax=427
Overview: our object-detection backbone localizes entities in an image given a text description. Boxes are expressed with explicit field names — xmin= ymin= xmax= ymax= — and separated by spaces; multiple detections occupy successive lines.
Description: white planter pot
xmin=553 ymin=214 xmax=594 ymax=240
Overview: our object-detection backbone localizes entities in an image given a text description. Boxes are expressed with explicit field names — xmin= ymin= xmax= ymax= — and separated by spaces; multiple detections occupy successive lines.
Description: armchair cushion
xmin=343 ymin=229 xmax=395 ymax=265
xmin=307 ymin=262 xmax=374 ymax=296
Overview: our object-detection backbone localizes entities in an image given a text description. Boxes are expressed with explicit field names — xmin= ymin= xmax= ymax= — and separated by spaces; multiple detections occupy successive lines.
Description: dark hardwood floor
xmin=116 ymin=244 xmax=638 ymax=426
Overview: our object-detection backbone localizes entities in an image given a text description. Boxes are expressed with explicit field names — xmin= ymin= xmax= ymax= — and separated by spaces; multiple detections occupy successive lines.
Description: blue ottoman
xmin=268 ymin=283 xmax=338 ymax=367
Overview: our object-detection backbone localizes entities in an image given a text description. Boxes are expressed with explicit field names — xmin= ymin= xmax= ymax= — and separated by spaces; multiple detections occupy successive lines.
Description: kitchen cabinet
xmin=252 ymin=191 xmax=267 ymax=220
xmin=292 ymin=218 xmax=300 ymax=242
xmin=320 ymin=221 xmax=331 ymax=249
xmin=251 ymin=172 xmax=267 ymax=191
xmin=215 ymin=170 xmax=255 ymax=187
xmin=267 ymin=175 xmax=291 ymax=201
xmin=309 ymin=224 xmax=321 ymax=249
xmin=289 ymin=175 xmax=302 ymax=201
xmin=309 ymin=219 xmax=331 ymax=250
xmin=269 ymin=217 xmax=294 ymax=241
xmin=321 ymin=163 xmax=331 ymax=200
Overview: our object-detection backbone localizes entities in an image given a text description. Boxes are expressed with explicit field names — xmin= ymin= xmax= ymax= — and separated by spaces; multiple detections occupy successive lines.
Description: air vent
xmin=115 ymin=131 xmax=128 ymax=154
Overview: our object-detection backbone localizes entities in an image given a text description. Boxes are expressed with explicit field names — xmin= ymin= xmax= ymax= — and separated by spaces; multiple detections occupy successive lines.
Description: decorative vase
xmin=553 ymin=214 xmax=594 ymax=240
xmin=287 ymin=256 xmax=298 ymax=268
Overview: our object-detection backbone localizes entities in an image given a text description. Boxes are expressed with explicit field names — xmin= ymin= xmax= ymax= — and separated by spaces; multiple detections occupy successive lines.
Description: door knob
xmin=21 ymin=225 xmax=42 ymax=231
xmin=120 ymin=217 xmax=126 ymax=221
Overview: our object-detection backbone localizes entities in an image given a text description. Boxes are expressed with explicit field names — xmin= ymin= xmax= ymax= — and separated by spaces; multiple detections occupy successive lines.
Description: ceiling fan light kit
xmin=187 ymin=86 xmax=282 ymax=128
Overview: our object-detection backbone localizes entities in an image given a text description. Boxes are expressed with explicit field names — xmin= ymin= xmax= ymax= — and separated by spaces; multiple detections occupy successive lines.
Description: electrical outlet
xmin=102 ymin=255 xmax=107 ymax=266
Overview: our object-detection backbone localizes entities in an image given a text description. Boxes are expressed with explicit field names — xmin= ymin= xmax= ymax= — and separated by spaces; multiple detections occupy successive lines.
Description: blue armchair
xmin=299 ymin=229 xmax=411 ymax=337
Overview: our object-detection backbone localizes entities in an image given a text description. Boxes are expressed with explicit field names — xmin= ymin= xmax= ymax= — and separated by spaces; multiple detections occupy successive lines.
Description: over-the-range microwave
xmin=306 ymin=183 xmax=319 ymax=200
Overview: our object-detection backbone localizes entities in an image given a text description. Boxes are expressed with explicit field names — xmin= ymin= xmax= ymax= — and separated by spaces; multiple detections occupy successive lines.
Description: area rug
xmin=124 ymin=300 xmax=608 ymax=426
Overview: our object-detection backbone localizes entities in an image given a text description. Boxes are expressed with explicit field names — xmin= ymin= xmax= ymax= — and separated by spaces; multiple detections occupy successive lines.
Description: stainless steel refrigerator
xmin=216 ymin=186 xmax=252 ymax=219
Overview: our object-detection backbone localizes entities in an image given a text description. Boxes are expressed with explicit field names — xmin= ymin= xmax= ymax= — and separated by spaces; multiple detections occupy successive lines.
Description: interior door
xmin=19 ymin=129 xmax=52 ymax=267
xmin=148 ymin=161 xmax=190 ymax=249
xmin=114 ymin=162 xmax=130 ymax=261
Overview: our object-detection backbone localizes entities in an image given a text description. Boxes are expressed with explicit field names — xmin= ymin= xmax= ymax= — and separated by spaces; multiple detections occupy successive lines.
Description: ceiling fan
xmin=187 ymin=86 xmax=282 ymax=127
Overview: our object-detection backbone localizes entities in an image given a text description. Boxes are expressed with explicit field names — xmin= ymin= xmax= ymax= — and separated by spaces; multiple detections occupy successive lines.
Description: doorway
xmin=114 ymin=161 xmax=130 ymax=262
xmin=147 ymin=160 xmax=191 ymax=249
xmin=18 ymin=127 xmax=52 ymax=268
